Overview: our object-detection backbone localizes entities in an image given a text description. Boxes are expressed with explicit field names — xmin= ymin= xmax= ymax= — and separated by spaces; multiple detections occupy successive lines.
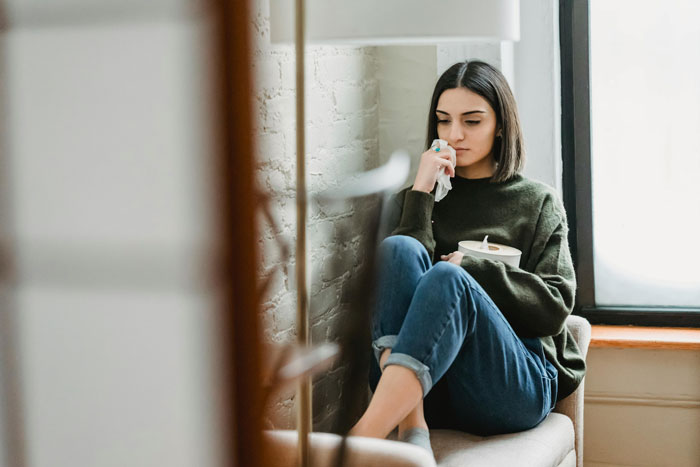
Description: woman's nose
xmin=449 ymin=123 xmax=464 ymax=141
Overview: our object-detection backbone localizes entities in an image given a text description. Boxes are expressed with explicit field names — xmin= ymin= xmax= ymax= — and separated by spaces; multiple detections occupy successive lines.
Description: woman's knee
xmin=422 ymin=260 xmax=469 ymax=285
xmin=378 ymin=236 xmax=431 ymax=271
xmin=379 ymin=235 xmax=426 ymax=257
xmin=416 ymin=262 xmax=478 ymax=320
xmin=408 ymin=262 xmax=474 ymax=325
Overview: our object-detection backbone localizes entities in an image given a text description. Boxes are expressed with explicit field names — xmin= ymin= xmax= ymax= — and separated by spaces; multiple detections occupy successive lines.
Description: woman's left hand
xmin=441 ymin=251 xmax=464 ymax=266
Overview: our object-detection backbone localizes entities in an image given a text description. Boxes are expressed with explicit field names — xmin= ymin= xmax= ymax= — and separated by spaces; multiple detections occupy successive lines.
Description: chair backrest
xmin=553 ymin=314 xmax=591 ymax=467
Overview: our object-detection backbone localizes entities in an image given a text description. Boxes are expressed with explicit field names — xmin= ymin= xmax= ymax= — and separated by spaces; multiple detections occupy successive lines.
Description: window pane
xmin=590 ymin=0 xmax=700 ymax=307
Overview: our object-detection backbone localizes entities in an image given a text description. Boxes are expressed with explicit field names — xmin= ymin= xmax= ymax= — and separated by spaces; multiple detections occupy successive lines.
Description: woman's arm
xmin=460 ymin=194 xmax=577 ymax=338
xmin=378 ymin=145 xmax=455 ymax=258
xmin=388 ymin=190 xmax=437 ymax=260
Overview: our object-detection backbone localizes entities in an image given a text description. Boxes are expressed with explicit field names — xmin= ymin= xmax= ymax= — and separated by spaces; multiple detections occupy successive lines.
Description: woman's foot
xmin=399 ymin=427 xmax=433 ymax=457
xmin=349 ymin=365 xmax=423 ymax=439
xmin=397 ymin=398 xmax=428 ymax=438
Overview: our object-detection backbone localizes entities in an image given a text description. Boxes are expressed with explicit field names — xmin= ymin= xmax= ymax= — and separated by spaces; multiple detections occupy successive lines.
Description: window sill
xmin=590 ymin=325 xmax=700 ymax=350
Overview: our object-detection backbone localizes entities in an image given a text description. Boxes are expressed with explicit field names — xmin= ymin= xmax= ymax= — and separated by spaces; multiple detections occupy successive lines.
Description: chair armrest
xmin=563 ymin=315 xmax=592 ymax=360
xmin=553 ymin=314 xmax=591 ymax=467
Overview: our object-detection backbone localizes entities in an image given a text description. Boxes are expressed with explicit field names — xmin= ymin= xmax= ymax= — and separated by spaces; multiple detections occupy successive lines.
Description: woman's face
xmin=435 ymin=87 xmax=499 ymax=178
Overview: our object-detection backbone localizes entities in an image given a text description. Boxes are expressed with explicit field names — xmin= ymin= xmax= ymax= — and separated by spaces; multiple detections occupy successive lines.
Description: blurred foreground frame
xmin=0 ymin=1 xmax=261 ymax=467
xmin=0 ymin=0 xmax=410 ymax=463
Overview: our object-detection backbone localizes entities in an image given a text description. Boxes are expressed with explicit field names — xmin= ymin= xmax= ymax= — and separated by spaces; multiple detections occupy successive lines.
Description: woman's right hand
xmin=412 ymin=147 xmax=455 ymax=193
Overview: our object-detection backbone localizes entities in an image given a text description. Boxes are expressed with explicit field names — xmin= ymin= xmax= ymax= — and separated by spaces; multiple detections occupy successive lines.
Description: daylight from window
xmin=590 ymin=0 xmax=700 ymax=307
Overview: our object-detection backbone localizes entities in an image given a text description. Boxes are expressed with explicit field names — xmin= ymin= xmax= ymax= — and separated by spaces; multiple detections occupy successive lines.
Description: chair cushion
xmin=432 ymin=413 xmax=575 ymax=467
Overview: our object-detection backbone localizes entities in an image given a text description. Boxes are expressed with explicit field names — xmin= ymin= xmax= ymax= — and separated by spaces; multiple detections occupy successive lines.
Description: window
xmin=559 ymin=0 xmax=700 ymax=326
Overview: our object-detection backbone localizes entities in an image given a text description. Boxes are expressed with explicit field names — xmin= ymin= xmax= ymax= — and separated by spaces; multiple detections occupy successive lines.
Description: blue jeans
xmin=369 ymin=235 xmax=558 ymax=436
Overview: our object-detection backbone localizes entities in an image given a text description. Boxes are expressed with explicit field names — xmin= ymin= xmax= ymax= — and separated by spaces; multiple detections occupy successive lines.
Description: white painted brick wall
xmin=251 ymin=0 xmax=378 ymax=431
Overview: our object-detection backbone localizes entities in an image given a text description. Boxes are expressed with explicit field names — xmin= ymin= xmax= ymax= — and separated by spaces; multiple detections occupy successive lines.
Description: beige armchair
xmin=430 ymin=314 xmax=591 ymax=467
xmin=265 ymin=315 xmax=591 ymax=467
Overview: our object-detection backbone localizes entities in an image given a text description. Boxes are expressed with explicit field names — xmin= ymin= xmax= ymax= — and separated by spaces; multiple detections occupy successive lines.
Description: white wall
xmin=437 ymin=41 xmax=515 ymax=85
xmin=375 ymin=46 xmax=436 ymax=187
xmin=514 ymin=0 xmax=562 ymax=193
xmin=251 ymin=0 xmax=379 ymax=431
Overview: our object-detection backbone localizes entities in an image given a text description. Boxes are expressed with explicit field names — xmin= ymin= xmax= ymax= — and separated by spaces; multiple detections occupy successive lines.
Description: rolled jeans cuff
xmin=372 ymin=335 xmax=398 ymax=364
xmin=384 ymin=353 xmax=433 ymax=397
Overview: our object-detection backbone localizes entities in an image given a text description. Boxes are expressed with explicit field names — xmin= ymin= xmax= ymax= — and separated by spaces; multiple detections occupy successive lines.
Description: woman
xmin=349 ymin=61 xmax=586 ymax=456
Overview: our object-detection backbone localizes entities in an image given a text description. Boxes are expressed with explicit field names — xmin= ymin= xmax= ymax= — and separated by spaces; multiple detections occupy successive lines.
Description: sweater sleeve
xmin=389 ymin=189 xmax=437 ymax=259
xmin=459 ymin=194 xmax=577 ymax=338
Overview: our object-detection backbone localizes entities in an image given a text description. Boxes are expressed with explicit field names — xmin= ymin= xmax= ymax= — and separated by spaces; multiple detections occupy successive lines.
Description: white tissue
xmin=480 ymin=235 xmax=490 ymax=250
xmin=430 ymin=139 xmax=456 ymax=202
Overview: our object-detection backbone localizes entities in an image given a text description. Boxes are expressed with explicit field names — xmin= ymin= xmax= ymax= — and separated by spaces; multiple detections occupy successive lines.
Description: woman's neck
xmin=454 ymin=157 xmax=496 ymax=179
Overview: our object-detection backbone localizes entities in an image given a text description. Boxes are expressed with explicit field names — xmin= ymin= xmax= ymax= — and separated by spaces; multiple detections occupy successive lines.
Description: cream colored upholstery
xmin=432 ymin=315 xmax=591 ymax=467
xmin=554 ymin=314 xmax=591 ymax=467
xmin=432 ymin=413 xmax=575 ymax=467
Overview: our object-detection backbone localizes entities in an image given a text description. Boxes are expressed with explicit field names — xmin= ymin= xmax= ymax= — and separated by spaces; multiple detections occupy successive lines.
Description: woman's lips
xmin=455 ymin=148 xmax=468 ymax=151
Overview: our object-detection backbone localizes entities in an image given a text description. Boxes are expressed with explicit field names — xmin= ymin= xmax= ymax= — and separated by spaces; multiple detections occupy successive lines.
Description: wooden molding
xmin=590 ymin=325 xmax=700 ymax=350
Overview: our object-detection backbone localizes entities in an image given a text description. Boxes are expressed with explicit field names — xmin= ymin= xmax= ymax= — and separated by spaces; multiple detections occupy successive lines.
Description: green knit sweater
xmin=385 ymin=172 xmax=586 ymax=401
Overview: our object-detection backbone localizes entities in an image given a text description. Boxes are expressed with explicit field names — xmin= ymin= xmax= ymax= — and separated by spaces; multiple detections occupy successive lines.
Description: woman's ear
xmin=496 ymin=128 xmax=503 ymax=138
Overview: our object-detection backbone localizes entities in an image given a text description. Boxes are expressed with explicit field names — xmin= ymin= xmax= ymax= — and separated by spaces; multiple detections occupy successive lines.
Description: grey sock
xmin=399 ymin=427 xmax=434 ymax=457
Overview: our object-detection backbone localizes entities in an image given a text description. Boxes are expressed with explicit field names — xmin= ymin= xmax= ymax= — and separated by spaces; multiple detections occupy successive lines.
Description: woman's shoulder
xmin=505 ymin=173 xmax=556 ymax=195
xmin=505 ymin=174 xmax=567 ymax=220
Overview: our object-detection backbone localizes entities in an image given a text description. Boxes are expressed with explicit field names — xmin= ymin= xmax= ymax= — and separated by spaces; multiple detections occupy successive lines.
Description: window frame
xmin=558 ymin=0 xmax=700 ymax=327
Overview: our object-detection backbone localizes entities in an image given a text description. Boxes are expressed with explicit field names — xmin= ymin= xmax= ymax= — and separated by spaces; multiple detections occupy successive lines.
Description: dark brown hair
xmin=426 ymin=60 xmax=525 ymax=183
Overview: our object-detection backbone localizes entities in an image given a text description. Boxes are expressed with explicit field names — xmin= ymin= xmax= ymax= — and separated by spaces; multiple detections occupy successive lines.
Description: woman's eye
xmin=466 ymin=120 xmax=481 ymax=125
xmin=437 ymin=119 xmax=450 ymax=124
